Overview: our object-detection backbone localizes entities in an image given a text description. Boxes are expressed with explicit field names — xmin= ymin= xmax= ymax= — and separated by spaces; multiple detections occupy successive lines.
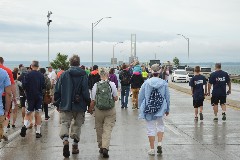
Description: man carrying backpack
xmin=88 ymin=68 xmax=118 ymax=158
xmin=119 ymin=64 xmax=131 ymax=108
xmin=54 ymin=55 xmax=91 ymax=158
xmin=138 ymin=64 xmax=170 ymax=156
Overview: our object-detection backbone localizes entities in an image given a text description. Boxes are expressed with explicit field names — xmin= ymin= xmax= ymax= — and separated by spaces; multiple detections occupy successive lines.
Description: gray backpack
xmin=95 ymin=81 xmax=115 ymax=110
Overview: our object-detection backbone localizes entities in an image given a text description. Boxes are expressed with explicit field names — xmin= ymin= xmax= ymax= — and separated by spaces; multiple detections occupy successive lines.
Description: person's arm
xmin=227 ymin=75 xmax=231 ymax=94
xmin=4 ymin=86 xmax=11 ymax=115
xmin=89 ymin=83 xmax=97 ymax=114
xmin=207 ymin=83 xmax=212 ymax=96
xmin=3 ymin=74 xmax=11 ymax=115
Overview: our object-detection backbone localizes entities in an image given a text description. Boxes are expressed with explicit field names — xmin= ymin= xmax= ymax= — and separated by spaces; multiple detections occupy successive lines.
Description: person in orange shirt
xmin=0 ymin=57 xmax=17 ymax=140
xmin=57 ymin=66 xmax=65 ymax=79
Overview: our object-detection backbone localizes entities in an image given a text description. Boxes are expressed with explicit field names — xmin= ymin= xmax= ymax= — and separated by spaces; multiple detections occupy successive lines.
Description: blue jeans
xmin=121 ymin=86 xmax=130 ymax=107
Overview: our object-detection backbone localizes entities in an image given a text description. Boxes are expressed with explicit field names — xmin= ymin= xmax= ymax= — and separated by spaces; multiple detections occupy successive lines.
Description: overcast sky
xmin=0 ymin=0 xmax=240 ymax=63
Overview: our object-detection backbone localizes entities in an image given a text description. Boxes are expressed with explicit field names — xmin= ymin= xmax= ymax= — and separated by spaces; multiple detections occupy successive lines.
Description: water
xmin=4 ymin=61 xmax=113 ymax=70
xmin=4 ymin=61 xmax=240 ymax=75
xmin=186 ymin=62 xmax=240 ymax=75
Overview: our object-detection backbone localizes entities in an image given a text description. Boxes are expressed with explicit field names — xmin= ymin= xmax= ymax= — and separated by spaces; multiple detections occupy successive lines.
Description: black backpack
xmin=120 ymin=71 xmax=131 ymax=85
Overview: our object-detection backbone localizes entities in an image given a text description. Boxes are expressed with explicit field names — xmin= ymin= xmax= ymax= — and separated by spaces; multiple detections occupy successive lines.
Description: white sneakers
xmin=147 ymin=149 xmax=155 ymax=156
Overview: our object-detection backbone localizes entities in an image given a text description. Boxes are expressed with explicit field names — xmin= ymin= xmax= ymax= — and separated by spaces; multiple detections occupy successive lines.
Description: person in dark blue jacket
xmin=20 ymin=61 xmax=45 ymax=139
xmin=54 ymin=55 xmax=91 ymax=158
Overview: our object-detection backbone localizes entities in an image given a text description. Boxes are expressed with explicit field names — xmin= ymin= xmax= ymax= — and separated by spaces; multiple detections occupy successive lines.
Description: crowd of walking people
xmin=0 ymin=55 xmax=231 ymax=158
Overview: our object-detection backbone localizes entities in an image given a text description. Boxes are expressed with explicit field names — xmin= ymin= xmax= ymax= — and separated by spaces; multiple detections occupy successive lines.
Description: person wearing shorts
xmin=20 ymin=61 xmax=45 ymax=138
xmin=189 ymin=66 xmax=207 ymax=121
xmin=0 ymin=68 xmax=12 ymax=141
xmin=208 ymin=63 xmax=231 ymax=121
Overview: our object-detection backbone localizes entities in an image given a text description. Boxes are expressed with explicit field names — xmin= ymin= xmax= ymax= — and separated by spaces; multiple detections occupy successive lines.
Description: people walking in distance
xmin=88 ymin=68 xmax=118 ymax=158
xmin=119 ymin=64 xmax=131 ymax=108
xmin=0 ymin=68 xmax=11 ymax=141
xmin=189 ymin=66 xmax=207 ymax=121
xmin=18 ymin=67 xmax=28 ymax=123
xmin=54 ymin=55 xmax=91 ymax=158
xmin=207 ymin=63 xmax=231 ymax=121
xmin=85 ymin=67 xmax=90 ymax=75
xmin=11 ymin=68 xmax=22 ymax=128
xmin=47 ymin=66 xmax=57 ymax=104
xmin=108 ymin=68 xmax=118 ymax=89
xmin=130 ymin=69 xmax=144 ymax=110
xmin=39 ymin=68 xmax=51 ymax=120
xmin=0 ymin=57 xmax=17 ymax=138
xmin=20 ymin=61 xmax=45 ymax=138
xmin=57 ymin=66 xmax=65 ymax=79
xmin=88 ymin=65 xmax=101 ymax=98
xmin=138 ymin=64 xmax=170 ymax=156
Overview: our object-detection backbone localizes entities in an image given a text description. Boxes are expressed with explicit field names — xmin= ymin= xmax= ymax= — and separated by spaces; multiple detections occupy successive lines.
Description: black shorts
xmin=27 ymin=97 xmax=42 ymax=112
xmin=20 ymin=96 xmax=26 ymax=107
xmin=193 ymin=99 xmax=204 ymax=108
xmin=211 ymin=96 xmax=226 ymax=106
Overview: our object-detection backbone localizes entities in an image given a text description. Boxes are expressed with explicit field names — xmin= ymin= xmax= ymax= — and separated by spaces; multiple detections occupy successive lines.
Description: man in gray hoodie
xmin=54 ymin=55 xmax=91 ymax=158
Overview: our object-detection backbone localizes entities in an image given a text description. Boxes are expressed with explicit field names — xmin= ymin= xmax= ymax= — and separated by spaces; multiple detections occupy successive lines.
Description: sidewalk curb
xmin=169 ymin=82 xmax=240 ymax=109
xmin=0 ymin=109 xmax=56 ymax=149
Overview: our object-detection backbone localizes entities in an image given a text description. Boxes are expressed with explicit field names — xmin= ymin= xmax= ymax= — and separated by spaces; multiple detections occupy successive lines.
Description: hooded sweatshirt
xmin=138 ymin=77 xmax=170 ymax=121
xmin=88 ymin=70 xmax=101 ymax=90
xmin=54 ymin=66 xmax=91 ymax=112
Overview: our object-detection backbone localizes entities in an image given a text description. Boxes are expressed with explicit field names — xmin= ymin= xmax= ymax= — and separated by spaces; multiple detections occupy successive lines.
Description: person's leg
xmin=195 ymin=108 xmax=198 ymax=118
xmin=43 ymin=103 xmax=49 ymax=119
xmin=146 ymin=120 xmax=156 ymax=155
xmin=156 ymin=117 xmax=165 ymax=154
xmin=12 ymin=105 xmax=18 ymax=127
xmin=102 ymin=108 xmax=116 ymax=158
xmin=135 ymin=88 xmax=140 ymax=108
xmin=70 ymin=111 xmax=85 ymax=154
xmin=132 ymin=88 xmax=137 ymax=109
xmin=124 ymin=86 xmax=130 ymax=107
xmin=95 ymin=107 xmax=104 ymax=152
xmin=0 ymin=115 xmax=5 ymax=140
xmin=60 ymin=111 xmax=72 ymax=158
xmin=121 ymin=86 xmax=126 ymax=107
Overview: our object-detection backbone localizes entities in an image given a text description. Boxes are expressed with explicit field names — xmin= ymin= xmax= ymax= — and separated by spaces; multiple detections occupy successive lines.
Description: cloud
xmin=0 ymin=0 xmax=240 ymax=63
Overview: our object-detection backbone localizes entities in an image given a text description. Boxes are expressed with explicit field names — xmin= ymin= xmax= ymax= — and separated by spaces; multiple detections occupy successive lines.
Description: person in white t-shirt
xmin=47 ymin=66 xmax=57 ymax=103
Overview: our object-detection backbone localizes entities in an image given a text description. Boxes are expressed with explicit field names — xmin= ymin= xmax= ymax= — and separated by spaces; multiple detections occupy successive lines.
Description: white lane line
xmin=0 ymin=109 xmax=56 ymax=148
xmin=165 ymin=124 xmax=182 ymax=136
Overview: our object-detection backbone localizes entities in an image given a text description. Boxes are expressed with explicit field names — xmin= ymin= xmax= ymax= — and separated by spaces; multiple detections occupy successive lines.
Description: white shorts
xmin=146 ymin=117 xmax=165 ymax=136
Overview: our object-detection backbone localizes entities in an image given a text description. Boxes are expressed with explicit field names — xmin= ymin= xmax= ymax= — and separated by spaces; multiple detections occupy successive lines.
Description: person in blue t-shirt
xmin=207 ymin=63 xmax=231 ymax=121
xmin=189 ymin=66 xmax=207 ymax=121
xmin=0 ymin=68 xmax=11 ymax=140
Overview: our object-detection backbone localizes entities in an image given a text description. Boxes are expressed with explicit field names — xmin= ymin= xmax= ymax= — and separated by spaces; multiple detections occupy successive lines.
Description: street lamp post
xmin=177 ymin=34 xmax=190 ymax=63
xmin=47 ymin=11 xmax=53 ymax=65
xmin=91 ymin=17 xmax=111 ymax=67
xmin=113 ymin=42 xmax=123 ymax=68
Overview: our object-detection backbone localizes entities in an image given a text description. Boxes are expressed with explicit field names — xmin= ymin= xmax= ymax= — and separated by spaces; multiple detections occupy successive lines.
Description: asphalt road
xmin=0 ymin=88 xmax=240 ymax=160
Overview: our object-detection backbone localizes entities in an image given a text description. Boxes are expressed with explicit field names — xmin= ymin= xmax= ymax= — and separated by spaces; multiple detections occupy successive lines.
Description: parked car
xmin=171 ymin=70 xmax=190 ymax=83
xmin=200 ymin=67 xmax=212 ymax=80
xmin=185 ymin=67 xmax=194 ymax=80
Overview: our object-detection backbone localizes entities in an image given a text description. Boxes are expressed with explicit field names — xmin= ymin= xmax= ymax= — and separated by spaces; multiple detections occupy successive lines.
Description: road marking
xmin=165 ymin=124 xmax=182 ymax=136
